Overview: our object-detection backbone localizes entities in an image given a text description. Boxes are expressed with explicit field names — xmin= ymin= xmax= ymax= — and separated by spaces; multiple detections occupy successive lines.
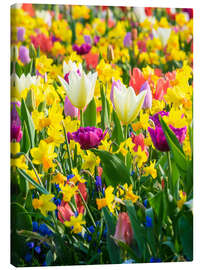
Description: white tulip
xmin=11 ymin=73 xmax=40 ymax=99
xmin=58 ymin=69 xmax=97 ymax=109
xmin=36 ymin=10 xmax=52 ymax=27
xmin=113 ymin=83 xmax=147 ymax=125
xmin=152 ymin=27 xmax=171 ymax=47
xmin=63 ymin=60 xmax=82 ymax=76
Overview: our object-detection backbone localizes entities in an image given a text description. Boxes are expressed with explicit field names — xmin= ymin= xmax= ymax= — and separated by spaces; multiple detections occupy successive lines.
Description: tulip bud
xmin=19 ymin=46 xmax=31 ymax=64
xmin=17 ymin=27 xmax=25 ymax=42
xmin=132 ymin=28 xmax=138 ymax=41
xmin=114 ymin=212 xmax=133 ymax=245
xmin=107 ymin=45 xmax=114 ymax=62
xmin=29 ymin=43 xmax=36 ymax=59
xmin=25 ymin=89 xmax=36 ymax=112
xmin=139 ymin=81 xmax=152 ymax=109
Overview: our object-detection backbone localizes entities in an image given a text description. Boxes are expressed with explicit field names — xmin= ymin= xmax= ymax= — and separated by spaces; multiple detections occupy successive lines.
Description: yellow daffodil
xmin=143 ymin=161 xmax=157 ymax=179
xmin=64 ymin=214 xmax=86 ymax=234
xmin=60 ymin=183 xmax=78 ymax=202
xmin=32 ymin=194 xmax=56 ymax=216
xmin=96 ymin=186 xmax=115 ymax=213
xmin=133 ymin=146 xmax=148 ymax=168
xmin=177 ymin=190 xmax=187 ymax=209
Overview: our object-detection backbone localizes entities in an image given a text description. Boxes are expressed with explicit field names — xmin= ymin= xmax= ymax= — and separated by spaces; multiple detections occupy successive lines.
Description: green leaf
xmin=15 ymin=62 xmax=23 ymax=77
xmin=83 ymin=98 xmax=97 ymax=127
xmin=21 ymin=121 xmax=31 ymax=154
xmin=111 ymin=110 xmax=124 ymax=148
xmin=177 ymin=213 xmax=193 ymax=261
xmin=91 ymin=149 xmax=131 ymax=187
xmin=149 ymin=191 xmax=168 ymax=223
xmin=100 ymin=84 xmax=109 ymax=130
xmin=21 ymin=98 xmax=35 ymax=148
xmin=11 ymin=202 xmax=32 ymax=266
xmin=46 ymin=250 xmax=55 ymax=266
xmin=125 ymin=200 xmax=146 ymax=257
xmin=159 ymin=116 xmax=187 ymax=172
xmin=171 ymin=160 xmax=180 ymax=200
xmin=102 ymin=207 xmax=121 ymax=264
xmin=17 ymin=168 xmax=49 ymax=194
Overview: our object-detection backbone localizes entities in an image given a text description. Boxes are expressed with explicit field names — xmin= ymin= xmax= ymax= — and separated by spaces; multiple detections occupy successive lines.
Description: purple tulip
xmin=148 ymin=111 xmax=187 ymax=152
xmin=11 ymin=102 xmax=23 ymax=142
xmin=140 ymin=81 xmax=152 ymax=109
xmin=123 ymin=32 xmax=132 ymax=48
xmin=110 ymin=79 xmax=122 ymax=109
xmin=72 ymin=127 xmax=107 ymax=150
xmin=19 ymin=46 xmax=30 ymax=64
xmin=17 ymin=27 xmax=25 ymax=41
xmin=72 ymin=43 xmax=91 ymax=55
xmin=64 ymin=96 xmax=78 ymax=118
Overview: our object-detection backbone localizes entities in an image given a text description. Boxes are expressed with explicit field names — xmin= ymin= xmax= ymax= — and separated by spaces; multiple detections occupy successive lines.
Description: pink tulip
xmin=114 ymin=212 xmax=133 ymax=245
xmin=64 ymin=96 xmax=78 ymax=118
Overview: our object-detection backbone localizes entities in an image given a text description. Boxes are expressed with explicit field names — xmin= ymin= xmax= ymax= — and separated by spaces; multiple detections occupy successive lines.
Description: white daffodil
xmin=113 ymin=83 xmax=147 ymax=125
xmin=152 ymin=27 xmax=171 ymax=47
xmin=63 ymin=60 xmax=82 ymax=76
xmin=11 ymin=73 xmax=40 ymax=100
xmin=58 ymin=69 xmax=97 ymax=109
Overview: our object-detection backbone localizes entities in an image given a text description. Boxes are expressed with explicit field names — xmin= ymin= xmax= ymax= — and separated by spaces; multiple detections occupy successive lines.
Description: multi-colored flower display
xmin=10 ymin=4 xmax=193 ymax=267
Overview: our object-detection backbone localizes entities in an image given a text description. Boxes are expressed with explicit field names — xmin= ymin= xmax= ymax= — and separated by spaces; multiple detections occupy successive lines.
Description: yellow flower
xmin=32 ymin=110 xmax=51 ymax=132
xmin=11 ymin=155 xmax=28 ymax=170
xmin=133 ymin=146 xmax=148 ymax=168
xmin=176 ymin=13 xmax=187 ymax=27
xmin=71 ymin=168 xmax=86 ymax=184
xmin=30 ymin=140 xmax=57 ymax=172
xmin=46 ymin=125 xmax=65 ymax=146
xmin=51 ymin=173 xmax=67 ymax=185
xmin=11 ymin=142 xmax=20 ymax=155
xmin=177 ymin=190 xmax=187 ymax=209
xmin=143 ymin=161 xmax=157 ymax=179
xmin=96 ymin=186 xmax=115 ymax=213
xmin=36 ymin=55 xmax=53 ymax=75
xmin=64 ymin=213 xmax=86 ymax=234
xmin=32 ymin=194 xmax=56 ymax=217
xmin=123 ymin=184 xmax=139 ymax=203
xmin=60 ymin=183 xmax=78 ymax=203
xmin=81 ymin=151 xmax=100 ymax=174
xmin=72 ymin=5 xmax=90 ymax=20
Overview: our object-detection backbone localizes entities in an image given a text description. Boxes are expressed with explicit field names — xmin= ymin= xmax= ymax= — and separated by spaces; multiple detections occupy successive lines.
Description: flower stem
xmin=167 ymin=151 xmax=172 ymax=190
xmin=24 ymin=154 xmax=44 ymax=187
xmin=123 ymin=125 xmax=128 ymax=140
xmin=80 ymin=109 xmax=83 ymax=127
xmin=77 ymin=188 xmax=96 ymax=228
xmin=62 ymin=121 xmax=73 ymax=172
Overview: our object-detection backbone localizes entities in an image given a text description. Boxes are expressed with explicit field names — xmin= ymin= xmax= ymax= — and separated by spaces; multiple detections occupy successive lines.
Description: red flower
xmin=131 ymin=133 xmax=148 ymax=156
xmin=145 ymin=7 xmax=153 ymax=16
xmin=31 ymin=33 xmax=53 ymax=53
xmin=22 ymin=4 xmax=35 ymax=17
xmin=154 ymin=78 xmax=169 ymax=101
xmin=129 ymin=68 xmax=145 ymax=95
xmin=83 ymin=53 xmax=99 ymax=70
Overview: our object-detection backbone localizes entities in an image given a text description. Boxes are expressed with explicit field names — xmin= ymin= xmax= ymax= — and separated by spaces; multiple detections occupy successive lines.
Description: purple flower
xmin=93 ymin=36 xmax=100 ymax=45
xmin=11 ymin=102 xmax=23 ymax=142
xmin=17 ymin=27 xmax=25 ymax=41
xmin=95 ymin=176 xmax=102 ymax=191
xmin=64 ymin=96 xmax=78 ymax=118
xmin=19 ymin=46 xmax=30 ymax=64
xmin=123 ymin=32 xmax=132 ymax=47
xmin=72 ymin=43 xmax=91 ymax=55
xmin=72 ymin=127 xmax=107 ymax=150
xmin=148 ymin=111 xmax=187 ymax=152
xmin=84 ymin=35 xmax=92 ymax=44
xmin=140 ymin=81 xmax=152 ymax=109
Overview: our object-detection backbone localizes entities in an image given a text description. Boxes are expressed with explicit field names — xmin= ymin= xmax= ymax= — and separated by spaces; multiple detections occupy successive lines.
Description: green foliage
xmin=83 ymin=98 xmax=97 ymax=127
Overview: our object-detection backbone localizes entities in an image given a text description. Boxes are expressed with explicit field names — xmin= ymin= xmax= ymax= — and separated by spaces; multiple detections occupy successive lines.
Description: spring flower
xmin=139 ymin=81 xmax=152 ymax=109
xmin=96 ymin=186 xmax=115 ymax=213
xmin=110 ymin=79 xmax=122 ymax=109
xmin=72 ymin=127 xmax=107 ymax=150
xmin=58 ymin=68 xmax=97 ymax=109
xmin=30 ymin=140 xmax=57 ymax=171
xmin=32 ymin=194 xmax=56 ymax=217
xmin=64 ymin=213 xmax=86 ymax=234
xmin=81 ymin=151 xmax=100 ymax=174
xmin=70 ymin=168 xmax=86 ymax=184
xmin=129 ymin=68 xmax=146 ymax=95
xmin=19 ymin=46 xmax=31 ymax=64
xmin=113 ymin=82 xmax=147 ymax=125
xmin=63 ymin=60 xmax=82 ymax=77
xmin=83 ymin=53 xmax=99 ymax=70
xmin=11 ymin=102 xmax=23 ymax=142
xmin=11 ymin=73 xmax=40 ymax=99
xmin=123 ymin=184 xmax=139 ymax=203
xmin=177 ymin=190 xmax=187 ymax=209
xmin=60 ymin=183 xmax=78 ymax=203
xmin=154 ymin=78 xmax=169 ymax=101
xmin=51 ymin=173 xmax=67 ymax=185
xmin=143 ymin=161 xmax=157 ymax=179
xmin=72 ymin=43 xmax=91 ymax=55
xmin=123 ymin=32 xmax=132 ymax=47
xmin=17 ymin=27 xmax=25 ymax=41
xmin=131 ymin=133 xmax=148 ymax=156
xmin=152 ymin=27 xmax=171 ymax=47
xmin=148 ymin=111 xmax=187 ymax=152
xmin=113 ymin=212 xmax=133 ymax=245
xmin=64 ymin=96 xmax=78 ymax=118
xmin=31 ymin=33 xmax=53 ymax=53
